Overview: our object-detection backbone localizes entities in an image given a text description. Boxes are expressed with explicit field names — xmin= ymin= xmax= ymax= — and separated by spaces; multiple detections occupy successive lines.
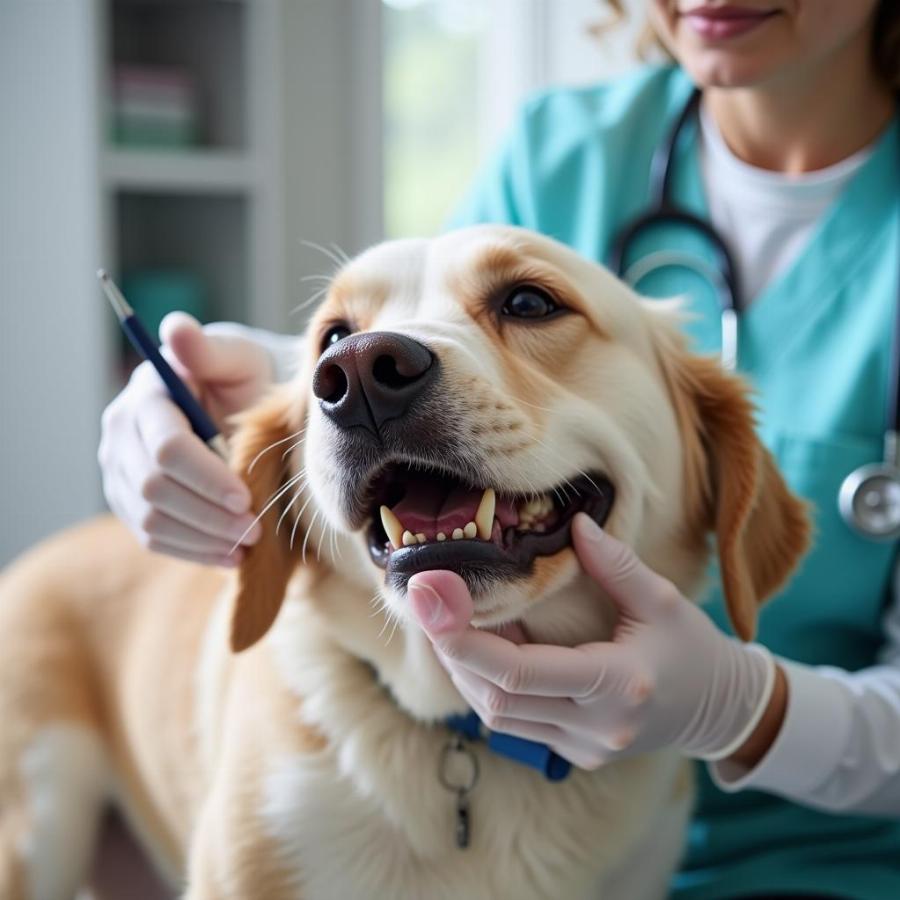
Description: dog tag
xmin=455 ymin=789 xmax=471 ymax=849
xmin=438 ymin=734 xmax=479 ymax=850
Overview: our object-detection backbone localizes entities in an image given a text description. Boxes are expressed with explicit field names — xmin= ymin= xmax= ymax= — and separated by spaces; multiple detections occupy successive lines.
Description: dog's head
xmin=228 ymin=225 xmax=809 ymax=654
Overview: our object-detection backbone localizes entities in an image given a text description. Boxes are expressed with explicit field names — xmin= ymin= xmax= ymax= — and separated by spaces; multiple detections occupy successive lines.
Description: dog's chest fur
xmin=247 ymin=602 xmax=690 ymax=900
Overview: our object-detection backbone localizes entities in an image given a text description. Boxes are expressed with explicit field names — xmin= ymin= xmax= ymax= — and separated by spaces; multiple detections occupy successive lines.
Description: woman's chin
xmin=679 ymin=52 xmax=792 ymax=90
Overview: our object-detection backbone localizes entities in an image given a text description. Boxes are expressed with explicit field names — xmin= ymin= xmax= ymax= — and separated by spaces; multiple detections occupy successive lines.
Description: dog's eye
xmin=502 ymin=286 xmax=559 ymax=319
xmin=320 ymin=324 xmax=352 ymax=353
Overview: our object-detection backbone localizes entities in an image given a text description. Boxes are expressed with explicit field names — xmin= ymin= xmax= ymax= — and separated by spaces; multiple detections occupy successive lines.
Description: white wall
xmin=0 ymin=0 xmax=106 ymax=565
xmin=479 ymin=0 xmax=646 ymax=154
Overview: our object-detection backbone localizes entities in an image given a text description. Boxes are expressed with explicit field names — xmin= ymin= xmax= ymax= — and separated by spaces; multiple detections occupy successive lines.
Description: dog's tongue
xmin=391 ymin=476 xmax=517 ymax=536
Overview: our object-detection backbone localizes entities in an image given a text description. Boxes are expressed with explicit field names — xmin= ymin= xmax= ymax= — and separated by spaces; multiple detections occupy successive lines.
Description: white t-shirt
xmin=698 ymin=102 xmax=874 ymax=304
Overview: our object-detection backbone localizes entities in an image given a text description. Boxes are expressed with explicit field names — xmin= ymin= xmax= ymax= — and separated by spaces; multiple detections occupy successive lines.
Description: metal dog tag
xmin=438 ymin=734 xmax=480 ymax=850
xmin=455 ymin=789 xmax=471 ymax=849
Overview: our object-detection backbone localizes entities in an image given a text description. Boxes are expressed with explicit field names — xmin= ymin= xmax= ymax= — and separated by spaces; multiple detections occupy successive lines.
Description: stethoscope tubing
xmin=610 ymin=86 xmax=900 ymax=541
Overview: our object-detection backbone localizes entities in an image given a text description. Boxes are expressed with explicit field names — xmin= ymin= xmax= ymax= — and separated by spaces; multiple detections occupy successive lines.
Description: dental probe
xmin=97 ymin=269 xmax=229 ymax=460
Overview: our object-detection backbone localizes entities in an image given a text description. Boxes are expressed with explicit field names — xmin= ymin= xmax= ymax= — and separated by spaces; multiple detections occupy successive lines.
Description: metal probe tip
xmin=96 ymin=268 xmax=133 ymax=319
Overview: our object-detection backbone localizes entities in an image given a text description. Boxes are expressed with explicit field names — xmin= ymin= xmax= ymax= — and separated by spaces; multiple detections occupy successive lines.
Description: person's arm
xmin=709 ymin=560 xmax=900 ymax=814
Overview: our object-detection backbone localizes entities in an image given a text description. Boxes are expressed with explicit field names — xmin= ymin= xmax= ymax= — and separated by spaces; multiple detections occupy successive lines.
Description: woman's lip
xmin=683 ymin=8 xmax=777 ymax=40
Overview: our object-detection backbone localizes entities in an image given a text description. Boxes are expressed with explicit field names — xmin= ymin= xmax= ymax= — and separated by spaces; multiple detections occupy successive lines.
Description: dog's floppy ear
xmin=228 ymin=385 xmax=305 ymax=652
xmin=653 ymin=322 xmax=811 ymax=641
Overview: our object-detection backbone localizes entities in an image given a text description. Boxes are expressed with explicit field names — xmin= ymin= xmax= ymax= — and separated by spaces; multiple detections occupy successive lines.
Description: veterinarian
xmin=99 ymin=1 xmax=900 ymax=897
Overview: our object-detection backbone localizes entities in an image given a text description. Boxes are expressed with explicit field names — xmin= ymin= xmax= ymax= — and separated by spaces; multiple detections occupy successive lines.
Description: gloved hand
xmin=98 ymin=313 xmax=273 ymax=566
xmin=408 ymin=513 xmax=778 ymax=769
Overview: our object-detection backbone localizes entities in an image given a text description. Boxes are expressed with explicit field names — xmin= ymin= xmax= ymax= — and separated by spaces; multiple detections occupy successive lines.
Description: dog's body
xmin=0 ymin=226 xmax=808 ymax=899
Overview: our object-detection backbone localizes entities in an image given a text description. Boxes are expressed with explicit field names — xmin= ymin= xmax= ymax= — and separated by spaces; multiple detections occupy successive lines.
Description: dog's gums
xmin=362 ymin=463 xmax=615 ymax=588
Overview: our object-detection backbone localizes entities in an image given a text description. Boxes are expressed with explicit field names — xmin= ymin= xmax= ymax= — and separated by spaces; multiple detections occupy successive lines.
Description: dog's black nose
xmin=313 ymin=332 xmax=437 ymax=433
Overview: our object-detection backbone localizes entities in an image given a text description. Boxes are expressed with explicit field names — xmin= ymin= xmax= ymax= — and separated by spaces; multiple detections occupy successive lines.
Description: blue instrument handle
xmin=121 ymin=314 xmax=221 ymax=446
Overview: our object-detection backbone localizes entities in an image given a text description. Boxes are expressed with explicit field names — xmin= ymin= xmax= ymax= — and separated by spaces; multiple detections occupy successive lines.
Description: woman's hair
xmin=873 ymin=1 xmax=900 ymax=90
xmin=594 ymin=1 xmax=900 ymax=90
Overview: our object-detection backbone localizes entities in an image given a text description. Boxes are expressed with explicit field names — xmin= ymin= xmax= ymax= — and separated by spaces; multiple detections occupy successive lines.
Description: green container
xmin=120 ymin=270 xmax=208 ymax=344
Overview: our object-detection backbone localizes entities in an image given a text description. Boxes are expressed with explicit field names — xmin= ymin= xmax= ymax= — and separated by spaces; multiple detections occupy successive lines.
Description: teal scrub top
xmin=449 ymin=65 xmax=900 ymax=899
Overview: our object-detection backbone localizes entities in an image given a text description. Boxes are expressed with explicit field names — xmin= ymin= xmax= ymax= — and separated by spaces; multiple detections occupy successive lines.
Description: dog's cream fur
xmin=0 ymin=226 xmax=809 ymax=899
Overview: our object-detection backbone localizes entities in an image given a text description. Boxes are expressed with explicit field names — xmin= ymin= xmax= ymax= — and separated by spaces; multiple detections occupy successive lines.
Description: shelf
xmin=103 ymin=148 xmax=254 ymax=193
xmin=115 ymin=192 xmax=248 ymax=323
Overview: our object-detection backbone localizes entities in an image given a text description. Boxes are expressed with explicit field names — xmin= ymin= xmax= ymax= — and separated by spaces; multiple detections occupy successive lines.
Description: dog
xmin=0 ymin=224 xmax=809 ymax=899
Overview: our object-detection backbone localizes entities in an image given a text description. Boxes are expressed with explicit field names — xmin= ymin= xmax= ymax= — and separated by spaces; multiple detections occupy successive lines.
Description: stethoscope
xmin=608 ymin=88 xmax=900 ymax=542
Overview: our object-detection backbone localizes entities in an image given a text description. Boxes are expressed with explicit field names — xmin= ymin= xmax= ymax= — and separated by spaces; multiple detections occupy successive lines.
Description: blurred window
xmin=382 ymin=0 xmax=489 ymax=238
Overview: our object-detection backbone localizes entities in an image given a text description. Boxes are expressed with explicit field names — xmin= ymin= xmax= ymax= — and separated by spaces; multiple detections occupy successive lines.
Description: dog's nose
xmin=313 ymin=332 xmax=437 ymax=433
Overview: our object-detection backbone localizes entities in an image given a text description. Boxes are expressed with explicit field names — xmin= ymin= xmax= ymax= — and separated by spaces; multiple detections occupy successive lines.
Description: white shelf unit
xmin=101 ymin=0 xmax=286 ymax=347
xmin=1 ymin=0 xmax=383 ymax=567
xmin=103 ymin=148 xmax=255 ymax=193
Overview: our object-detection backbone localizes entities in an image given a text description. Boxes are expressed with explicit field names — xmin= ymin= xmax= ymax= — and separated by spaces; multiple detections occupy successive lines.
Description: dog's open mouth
xmin=363 ymin=463 xmax=614 ymax=582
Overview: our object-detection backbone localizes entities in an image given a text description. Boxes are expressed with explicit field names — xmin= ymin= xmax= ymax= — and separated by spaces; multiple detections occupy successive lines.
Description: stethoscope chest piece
xmin=839 ymin=462 xmax=900 ymax=541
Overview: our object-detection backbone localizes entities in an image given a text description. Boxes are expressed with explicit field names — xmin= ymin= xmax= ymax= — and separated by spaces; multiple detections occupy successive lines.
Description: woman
xmin=100 ymin=2 xmax=900 ymax=896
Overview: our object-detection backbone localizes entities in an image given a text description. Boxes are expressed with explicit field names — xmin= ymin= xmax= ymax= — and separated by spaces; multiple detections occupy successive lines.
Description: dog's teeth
xmin=415 ymin=532 xmax=426 ymax=544
xmin=380 ymin=505 xmax=404 ymax=548
xmin=463 ymin=521 xmax=477 ymax=539
xmin=452 ymin=527 xmax=464 ymax=540
xmin=474 ymin=488 xmax=495 ymax=540
xmin=533 ymin=523 xmax=546 ymax=533
xmin=402 ymin=530 xmax=417 ymax=547
xmin=436 ymin=532 xmax=446 ymax=541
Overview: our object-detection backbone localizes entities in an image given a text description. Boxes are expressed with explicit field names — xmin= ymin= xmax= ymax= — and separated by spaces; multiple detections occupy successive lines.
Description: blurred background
xmin=0 ymin=0 xmax=643 ymax=566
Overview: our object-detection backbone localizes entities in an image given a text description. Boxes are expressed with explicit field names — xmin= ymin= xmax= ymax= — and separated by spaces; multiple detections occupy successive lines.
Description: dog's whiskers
xmin=247 ymin=428 xmax=305 ymax=474
xmin=290 ymin=490 xmax=316 ymax=551
xmin=299 ymin=273 xmax=335 ymax=286
xmin=329 ymin=242 xmax=352 ymax=265
xmin=314 ymin=513 xmax=331 ymax=564
xmin=229 ymin=469 xmax=306 ymax=554
xmin=291 ymin=285 xmax=330 ymax=317
xmin=509 ymin=394 xmax=555 ymax=414
xmin=280 ymin=436 xmax=307 ymax=462
xmin=276 ymin=478 xmax=310 ymax=535
xmin=384 ymin=611 xmax=402 ymax=646
xmin=300 ymin=239 xmax=348 ymax=273
xmin=302 ymin=508 xmax=322 ymax=565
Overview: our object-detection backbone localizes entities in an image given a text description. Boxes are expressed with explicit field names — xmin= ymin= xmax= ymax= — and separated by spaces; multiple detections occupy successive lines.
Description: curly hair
xmin=593 ymin=1 xmax=900 ymax=89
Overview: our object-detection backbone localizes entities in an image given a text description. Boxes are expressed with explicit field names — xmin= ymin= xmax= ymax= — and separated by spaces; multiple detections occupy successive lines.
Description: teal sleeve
xmin=444 ymin=98 xmax=539 ymax=231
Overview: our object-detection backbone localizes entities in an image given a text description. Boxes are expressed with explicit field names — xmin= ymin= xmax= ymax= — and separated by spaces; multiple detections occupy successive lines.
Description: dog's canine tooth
xmin=415 ymin=533 xmax=426 ymax=544
xmin=452 ymin=528 xmax=464 ymax=540
xmin=380 ymin=505 xmax=404 ymax=548
xmin=436 ymin=532 xmax=447 ymax=541
xmin=474 ymin=488 xmax=495 ymax=540
xmin=463 ymin=521 xmax=477 ymax=539
xmin=402 ymin=530 xmax=417 ymax=547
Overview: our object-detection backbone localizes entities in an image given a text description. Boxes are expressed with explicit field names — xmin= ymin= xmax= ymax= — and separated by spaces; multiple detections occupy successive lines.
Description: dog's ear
xmin=652 ymin=320 xmax=811 ymax=641
xmin=228 ymin=385 xmax=305 ymax=652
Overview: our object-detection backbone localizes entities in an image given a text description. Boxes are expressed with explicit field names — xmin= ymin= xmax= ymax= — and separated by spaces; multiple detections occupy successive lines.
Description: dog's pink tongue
xmin=391 ymin=479 xmax=517 ymax=536
xmin=391 ymin=482 xmax=481 ymax=535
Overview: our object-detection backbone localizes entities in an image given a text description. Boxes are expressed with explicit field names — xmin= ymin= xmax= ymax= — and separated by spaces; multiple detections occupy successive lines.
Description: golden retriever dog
xmin=0 ymin=225 xmax=809 ymax=900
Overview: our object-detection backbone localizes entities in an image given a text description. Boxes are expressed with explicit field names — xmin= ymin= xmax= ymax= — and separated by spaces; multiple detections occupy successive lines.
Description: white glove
xmin=408 ymin=513 xmax=777 ymax=769
xmin=98 ymin=313 xmax=276 ymax=566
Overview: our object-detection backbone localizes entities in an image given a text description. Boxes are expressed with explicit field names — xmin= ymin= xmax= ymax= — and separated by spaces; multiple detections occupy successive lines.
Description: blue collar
xmin=445 ymin=710 xmax=572 ymax=782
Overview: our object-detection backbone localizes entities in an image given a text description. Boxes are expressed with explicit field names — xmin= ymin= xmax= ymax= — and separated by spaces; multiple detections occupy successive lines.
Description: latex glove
xmin=408 ymin=513 xmax=776 ymax=769
xmin=98 ymin=313 xmax=273 ymax=566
